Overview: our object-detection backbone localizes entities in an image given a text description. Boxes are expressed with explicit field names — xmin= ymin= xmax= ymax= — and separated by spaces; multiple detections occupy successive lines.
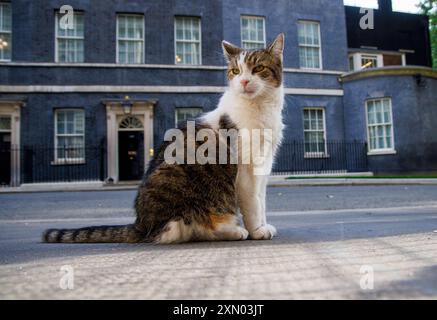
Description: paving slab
xmin=0 ymin=201 xmax=436 ymax=299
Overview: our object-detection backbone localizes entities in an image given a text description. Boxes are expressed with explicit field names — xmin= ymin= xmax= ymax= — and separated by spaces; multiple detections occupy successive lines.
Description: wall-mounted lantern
xmin=122 ymin=96 xmax=133 ymax=114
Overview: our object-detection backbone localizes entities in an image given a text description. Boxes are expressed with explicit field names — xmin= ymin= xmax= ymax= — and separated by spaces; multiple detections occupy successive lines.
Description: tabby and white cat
xmin=43 ymin=33 xmax=285 ymax=244
xmin=204 ymin=33 xmax=285 ymax=240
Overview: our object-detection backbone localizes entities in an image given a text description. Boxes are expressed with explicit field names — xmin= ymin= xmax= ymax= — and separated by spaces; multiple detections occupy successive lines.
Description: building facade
xmin=0 ymin=0 xmax=436 ymax=186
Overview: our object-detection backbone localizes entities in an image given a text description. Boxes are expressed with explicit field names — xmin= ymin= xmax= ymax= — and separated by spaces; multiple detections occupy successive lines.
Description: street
xmin=0 ymin=185 xmax=437 ymax=299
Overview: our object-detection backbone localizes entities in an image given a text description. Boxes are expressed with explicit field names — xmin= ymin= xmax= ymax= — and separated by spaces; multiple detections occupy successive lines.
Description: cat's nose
xmin=240 ymin=79 xmax=250 ymax=88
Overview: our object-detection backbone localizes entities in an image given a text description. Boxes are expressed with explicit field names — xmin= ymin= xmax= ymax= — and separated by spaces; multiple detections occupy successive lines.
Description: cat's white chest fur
xmin=204 ymin=85 xmax=285 ymax=165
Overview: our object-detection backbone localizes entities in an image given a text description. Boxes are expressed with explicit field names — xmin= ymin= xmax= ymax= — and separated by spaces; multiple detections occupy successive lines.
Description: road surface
xmin=0 ymin=185 xmax=436 ymax=299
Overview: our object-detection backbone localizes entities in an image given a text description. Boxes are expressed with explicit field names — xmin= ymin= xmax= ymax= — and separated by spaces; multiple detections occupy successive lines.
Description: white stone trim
xmin=0 ymin=62 xmax=345 ymax=74
xmin=0 ymin=62 xmax=227 ymax=70
xmin=0 ymin=101 xmax=25 ymax=186
xmin=283 ymin=68 xmax=342 ymax=75
xmin=0 ymin=85 xmax=225 ymax=93
xmin=284 ymin=88 xmax=344 ymax=96
xmin=367 ymin=150 xmax=397 ymax=156
xmin=0 ymin=85 xmax=344 ymax=96
xmin=104 ymin=101 xmax=155 ymax=183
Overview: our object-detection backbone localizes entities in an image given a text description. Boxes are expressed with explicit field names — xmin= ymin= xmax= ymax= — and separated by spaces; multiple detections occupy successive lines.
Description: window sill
xmin=51 ymin=159 xmax=86 ymax=166
xmin=367 ymin=150 xmax=397 ymax=156
xmin=54 ymin=61 xmax=85 ymax=64
xmin=115 ymin=62 xmax=146 ymax=66
xmin=300 ymin=67 xmax=323 ymax=71
xmin=304 ymin=153 xmax=330 ymax=159
xmin=175 ymin=63 xmax=203 ymax=67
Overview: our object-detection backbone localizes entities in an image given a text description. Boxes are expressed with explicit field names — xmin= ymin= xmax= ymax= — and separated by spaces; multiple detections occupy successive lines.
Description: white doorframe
xmin=104 ymin=100 xmax=155 ymax=183
xmin=0 ymin=100 xmax=25 ymax=187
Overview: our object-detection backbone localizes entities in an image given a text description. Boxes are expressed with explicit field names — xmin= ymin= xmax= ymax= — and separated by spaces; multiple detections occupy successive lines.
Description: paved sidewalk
xmin=269 ymin=176 xmax=437 ymax=187
xmin=2 ymin=177 xmax=437 ymax=193
xmin=1 ymin=204 xmax=436 ymax=299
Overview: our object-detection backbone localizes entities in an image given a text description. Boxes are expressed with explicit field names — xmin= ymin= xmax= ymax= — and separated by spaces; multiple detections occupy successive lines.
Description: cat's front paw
xmin=237 ymin=227 xmax=250 ymax=240
xmin=250 ymin=224 xmax=277 ymax=240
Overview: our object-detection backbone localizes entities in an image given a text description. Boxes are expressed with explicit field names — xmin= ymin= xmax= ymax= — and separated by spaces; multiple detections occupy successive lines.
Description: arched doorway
xmin=118 ymin=115 xmax=145 ymax=181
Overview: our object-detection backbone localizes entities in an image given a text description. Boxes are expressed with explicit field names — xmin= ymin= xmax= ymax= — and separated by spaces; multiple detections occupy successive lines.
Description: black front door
xmin=0 ymin=133 xmax=11 ymax=186
xmin=118 ymin=131 xmax=145 ymax=181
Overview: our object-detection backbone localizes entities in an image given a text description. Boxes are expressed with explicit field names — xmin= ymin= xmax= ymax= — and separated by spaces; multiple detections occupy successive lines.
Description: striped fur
xmin=224 ymin=35 xmax=283 ymax=88
xmin=43 ymin=224 xmax=142 ymax=243
xmin=43 ymin=114 xmax=243 ymax=244
xmin=43 ymin=33 xmax=285 ymax=244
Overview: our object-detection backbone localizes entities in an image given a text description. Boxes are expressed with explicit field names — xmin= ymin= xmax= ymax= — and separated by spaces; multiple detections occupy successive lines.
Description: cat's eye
xmin=253 ymin=65 xmax=265 ymax=73
xmin=231 ymin=68 xmax=240 ymax=75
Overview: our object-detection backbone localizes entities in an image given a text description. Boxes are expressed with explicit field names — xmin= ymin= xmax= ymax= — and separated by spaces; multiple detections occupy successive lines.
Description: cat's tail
xmin=42 ymin=224 xmax=145 ymax=243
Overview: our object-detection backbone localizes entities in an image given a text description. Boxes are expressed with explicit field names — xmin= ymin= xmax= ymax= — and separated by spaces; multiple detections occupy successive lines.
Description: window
xmin=175 ymin=107 xmax=203 ymax=127
xmin=366 ymin=98 xmax=395 ymax=153
xmin=119 ymin=116 xmax=144 ymax=130
xmin=383 ymin=54 xmax=404 ymax=67
xmin=349 ymin=55 xmax=354 ymax=71
xmin=117 ymin=14 xmax=144 ymax=64
xmin=349 ymin=52 xmax=405 ymax=71
xmin=175 ymin=17 xmax=201 ymax=65
xmin=0 ymin=2 xmax=12 ymax=61
xmin=241 ymin=16 xmax=265 ymax=50
xmin=0 ymin=116 xmax=11 ymax=132
xmin=55 ymin=109 xmax=85 ymax=162
xmin=55 ymin=12 xmax=84 ymax=63
xmin=298 ymin=21 xmax=321 ymax=69
xmin=303 ymin=109 xmax=326 ymax=156
xmin=361 ymin=54 xmax=379 ymax=69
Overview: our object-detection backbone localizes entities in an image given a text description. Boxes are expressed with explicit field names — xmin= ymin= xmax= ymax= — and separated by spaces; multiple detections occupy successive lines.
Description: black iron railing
xmin=273 ymin=140 xmax=368 ymax=175
xmin=22 ymin=145 xmax=106 ymax=183
xmin=1 ymin=141 xmax=369 ymax=186
xmin=0 ymin=145 xmax=106 ymax=185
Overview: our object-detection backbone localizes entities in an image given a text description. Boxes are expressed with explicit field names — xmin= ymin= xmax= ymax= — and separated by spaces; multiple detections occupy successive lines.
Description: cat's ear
xmin=268 ymin=33 xmax=285 ymax=60
xmin=222 ymin=40 xmax=242 ymax=62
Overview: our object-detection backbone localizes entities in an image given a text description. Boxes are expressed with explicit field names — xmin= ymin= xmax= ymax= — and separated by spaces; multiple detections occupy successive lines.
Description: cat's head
xmin=222 ymin=33 xmax=284 ymax=99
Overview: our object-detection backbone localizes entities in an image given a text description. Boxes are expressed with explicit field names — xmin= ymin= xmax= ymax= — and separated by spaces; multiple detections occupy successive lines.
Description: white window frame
xmin=401 ymin=53 xmax=407 ymax=66
xmin=365 ymin=98 xmax=396 ymax=155
xmin=349 ymin=53 xmax=359 ymax=71
xmin=175 ymin=107 xmax=203 ymax=128
xmin=0 ymin=2 xmax=12 ymax=62
xmin=349 ymin=52 xmax=406 ymax=71
xmin=298 ymin=20 xmax=322 ymax=70
xmin=55 ymin=11 xmax=85 ymax=63
xmin=350 ymin=53 xmax=381 ymax=71
xmin=303 ymin=108 xmax=327 ymax=158
xmin=116 ymin=14 xmax=145 ymax=64
xmin=360 ymin=54 xmax=381 ymax=70
xmin=54 ymin=109 xmax=86 ymax=164
xmin=348 ymin=55 xmax=355 ymax=72
xmin=174 ymin=16 xmax=202 ymax=65
xmin=240 ymin=15 xmax=266 ymax=50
